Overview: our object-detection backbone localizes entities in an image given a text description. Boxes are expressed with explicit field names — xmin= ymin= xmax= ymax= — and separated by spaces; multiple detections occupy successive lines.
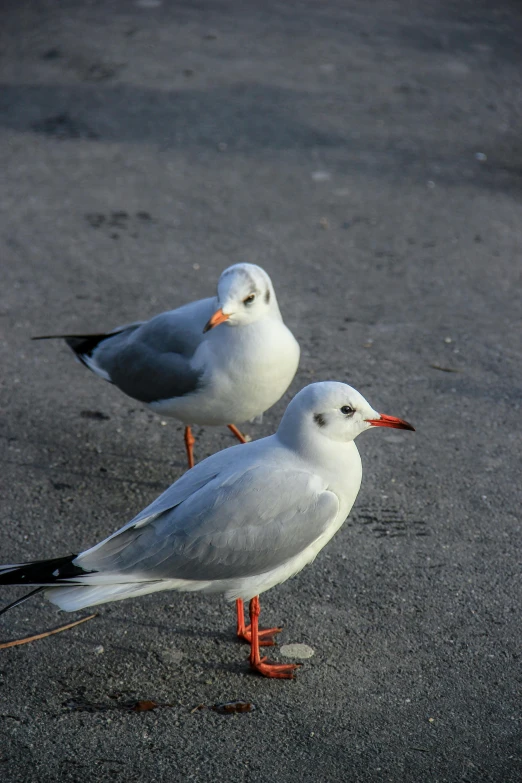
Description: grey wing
xmin=77 ymin=464 xmax=339 ymax=581
xmin=92 ymin=297 xmax=217 ymax=403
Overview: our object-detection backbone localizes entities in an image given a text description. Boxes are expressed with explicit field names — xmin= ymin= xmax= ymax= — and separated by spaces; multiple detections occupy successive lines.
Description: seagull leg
xmin=235 ymin=598 xmax=281 ymax=646
xmin=227 ymin=424 xmax=249 ymax=444
xmin=184 ymin=426 xmax=196 ymax=469
xmin=248 ymin=596 xmax=300 ymax=679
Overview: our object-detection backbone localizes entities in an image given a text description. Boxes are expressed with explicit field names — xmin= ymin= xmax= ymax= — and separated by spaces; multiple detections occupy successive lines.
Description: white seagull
xmin=0 ymin=382 xmax=414 ymax=679
xmin=33 ymin=263 xmax=300 ymax=467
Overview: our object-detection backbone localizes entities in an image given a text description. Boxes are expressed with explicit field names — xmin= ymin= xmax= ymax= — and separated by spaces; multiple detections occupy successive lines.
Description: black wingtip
xmin=0 ymin=554 xmax=85 ymax=587
xmin=0 ymin=586 xmax=44 ymax=617
xmin=32 ymin=332 xmax=110 ymax=348
xmin=31 ymin=334 xmax=103 ymax=340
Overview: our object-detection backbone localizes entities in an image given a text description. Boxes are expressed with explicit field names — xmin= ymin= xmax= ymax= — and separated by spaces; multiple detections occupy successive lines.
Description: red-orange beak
xmin=365 ymin=413 xmax=415 ymax=431
xmin=203 ymin=308 xmax=230 ymax=333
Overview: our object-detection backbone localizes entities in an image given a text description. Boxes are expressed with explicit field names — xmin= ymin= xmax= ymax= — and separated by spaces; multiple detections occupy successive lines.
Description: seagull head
xmin=279 ymin=381 xmax=415 ymax=446
xmin=203 ymin=263 xmax=279 ymax=332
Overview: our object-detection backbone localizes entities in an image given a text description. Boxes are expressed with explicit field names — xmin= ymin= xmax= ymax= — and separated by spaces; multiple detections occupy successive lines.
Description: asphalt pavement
xmin=1 ymin=1 xmax=521 ymax=781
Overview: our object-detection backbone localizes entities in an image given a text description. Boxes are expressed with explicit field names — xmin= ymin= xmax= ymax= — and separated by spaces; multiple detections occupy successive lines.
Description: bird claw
xmin=237 ymin=624 xmax=282 ymax=647
xmin=250 ymin=656 xmax=301 ymax=679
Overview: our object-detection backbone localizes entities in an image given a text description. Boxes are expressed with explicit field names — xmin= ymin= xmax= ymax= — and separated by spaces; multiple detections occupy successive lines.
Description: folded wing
xmin=62 ymin=297 xmax=217 ymax=402
xmin=77 ymin=461 xmax=339 ymax=582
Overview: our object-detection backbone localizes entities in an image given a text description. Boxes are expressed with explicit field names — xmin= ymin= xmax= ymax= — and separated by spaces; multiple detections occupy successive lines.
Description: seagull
xmin=0 ymin=382 xmax=414 ymax=678
xmin=32 ymin=263 xmax=300 ymax=467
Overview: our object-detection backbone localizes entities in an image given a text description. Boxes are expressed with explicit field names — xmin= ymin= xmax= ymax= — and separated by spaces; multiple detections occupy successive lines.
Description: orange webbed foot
xmin=250 ymin=656 xmax=301 ymax=679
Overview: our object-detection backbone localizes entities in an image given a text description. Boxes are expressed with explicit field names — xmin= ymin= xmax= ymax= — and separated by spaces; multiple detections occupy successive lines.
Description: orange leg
xmin=248 ymin=596 xmax=301 ymax=679
xmin=235 ymin=598 xmax=281 ymax=647
xmin=228 ymin=424 xmax=249 ymax=444
xmin=184 ymin=426 xmax=196 ymax=469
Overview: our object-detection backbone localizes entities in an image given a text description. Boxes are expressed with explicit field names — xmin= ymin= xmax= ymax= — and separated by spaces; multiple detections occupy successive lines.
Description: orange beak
xmin=365 ymin=413 xmax=415 ymax=431
xmin=203 ymin=308 xmax=230 ymax=333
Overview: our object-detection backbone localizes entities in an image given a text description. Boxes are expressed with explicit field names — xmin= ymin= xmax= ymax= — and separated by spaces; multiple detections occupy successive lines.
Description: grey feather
xmin=88 ymin=298 xmax=216 ymax=402
xmin=77 ymin=445 xmax=339 ymax=582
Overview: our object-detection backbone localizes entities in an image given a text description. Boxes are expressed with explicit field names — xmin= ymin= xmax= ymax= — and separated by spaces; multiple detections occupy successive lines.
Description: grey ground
xmin=1 ymin=1 xmax=521 ymax=781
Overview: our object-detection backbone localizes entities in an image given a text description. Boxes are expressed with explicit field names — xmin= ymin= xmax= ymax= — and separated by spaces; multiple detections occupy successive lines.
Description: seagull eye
xmin=340 ymin=405 xmax=354 ymax=416
xmin=243 ymin=294 xmax=256 ymax=306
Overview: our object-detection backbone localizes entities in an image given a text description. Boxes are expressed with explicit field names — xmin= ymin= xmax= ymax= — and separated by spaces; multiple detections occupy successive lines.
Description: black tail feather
xmin=0 ymin=554 xmax=86 ymax=587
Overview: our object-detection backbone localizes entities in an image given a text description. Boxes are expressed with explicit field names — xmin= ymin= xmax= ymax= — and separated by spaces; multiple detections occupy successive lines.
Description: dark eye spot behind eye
xmin=314 ymin=413 xmax=326 ymax=427
xmin=340 ymin=405 xmax=354 ymax=416
xmin=265 ymin=289 xmax=270 ymax=304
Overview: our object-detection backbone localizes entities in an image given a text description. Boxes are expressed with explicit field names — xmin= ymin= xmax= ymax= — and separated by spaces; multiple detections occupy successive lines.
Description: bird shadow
xmin=0 ymin=82 xmax=345 ymax=151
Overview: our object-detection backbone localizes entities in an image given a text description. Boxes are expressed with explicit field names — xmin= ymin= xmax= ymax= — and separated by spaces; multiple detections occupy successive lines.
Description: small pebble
xmin=475 ymin=152 xmax=487 ymax=161
xmin=160 ymin=648 xmax=184 ymax=665
xmin=444 ymin=336 xmax=453 ymax=343
xmin=311 ymin=171 xmax=331 ymax=182
xmin=280 ymin=643 xmax=315 ymax=659
xmin=94 ymin=645 xmax=104 ymax=654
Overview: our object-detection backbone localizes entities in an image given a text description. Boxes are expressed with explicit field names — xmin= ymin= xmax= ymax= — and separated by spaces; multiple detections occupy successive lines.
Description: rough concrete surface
xmin=0 ymin=1 xmax=521 ymax=781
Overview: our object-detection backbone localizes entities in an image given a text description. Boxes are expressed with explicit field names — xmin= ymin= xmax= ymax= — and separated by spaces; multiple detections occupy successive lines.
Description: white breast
xmin=151 ymin=318 xmax=300 ymax=425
